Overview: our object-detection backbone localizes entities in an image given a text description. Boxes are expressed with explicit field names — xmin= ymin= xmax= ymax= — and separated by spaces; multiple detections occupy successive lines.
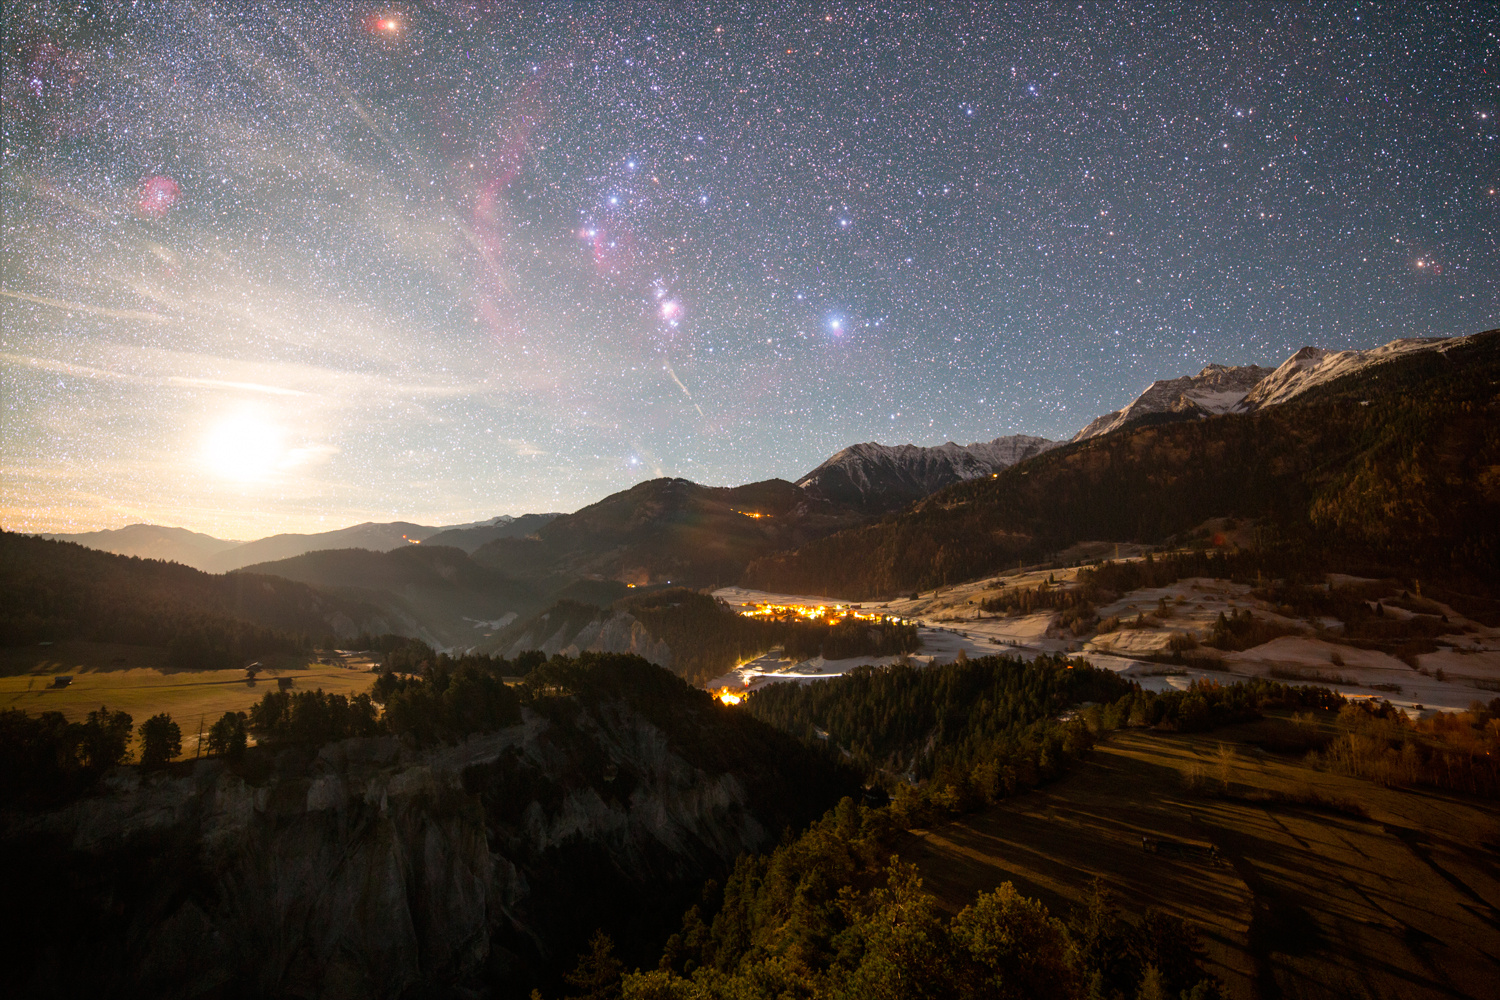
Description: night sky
xmin=3 ymin=2 xmax=1496 ymax=538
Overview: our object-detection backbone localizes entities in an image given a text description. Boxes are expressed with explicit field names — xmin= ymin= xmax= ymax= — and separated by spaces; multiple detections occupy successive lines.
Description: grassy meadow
xmin=0 ymin=640 xmax=377 ymax=760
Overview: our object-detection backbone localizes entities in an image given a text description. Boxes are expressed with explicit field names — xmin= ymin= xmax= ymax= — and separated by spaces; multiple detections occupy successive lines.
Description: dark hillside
xmin=420 ymin=512 xmax=562 ymax=552
xmin=240 ymin=544 xmax=517 ymax=593
xmin=744 ymin=329 xmax=1500 ymax=599
xmin=0 ymin=532 xmax=386 ymax=665
xmin=473 ymin=477 xmax=865 ymax=587
xmin=238 ymin=545 xmax=547 ymax=647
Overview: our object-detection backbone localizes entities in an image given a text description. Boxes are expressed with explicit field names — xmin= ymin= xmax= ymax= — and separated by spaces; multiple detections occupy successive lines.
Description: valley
xmin=7 ymin=7 xmax=1493 ymax=996
xmin=709 ymin=556 xmax=1500 ymax=715
xmin=4 ymin=328 xmax=1498 ymax=998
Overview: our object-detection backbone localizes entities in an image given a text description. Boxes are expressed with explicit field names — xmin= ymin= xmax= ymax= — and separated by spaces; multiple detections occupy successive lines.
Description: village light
xmin=737 ymin=602 xmax=898 ymax=625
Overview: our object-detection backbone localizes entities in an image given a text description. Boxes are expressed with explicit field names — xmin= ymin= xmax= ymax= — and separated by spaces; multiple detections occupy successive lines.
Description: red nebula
xmin=138 ymin=175 xmax=180 ymax=217
xmin=363 ymin=13 xmax=402 ymax=35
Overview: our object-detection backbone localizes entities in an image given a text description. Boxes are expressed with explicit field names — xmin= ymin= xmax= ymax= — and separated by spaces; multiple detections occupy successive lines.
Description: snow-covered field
xmin=711 ymin=567 xmax=1500 ymax=715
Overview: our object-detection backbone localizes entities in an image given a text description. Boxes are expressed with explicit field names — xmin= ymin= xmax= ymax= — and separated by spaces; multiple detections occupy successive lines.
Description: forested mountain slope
xmin=37 ymin=523 xmax=243 ymax=570
xmin=237 ymin=545 xmax=548 ymax=648
xmin=474 ymin=477 xmax=865 ymax=587
xmin=420 ymin=512 xmax=562 ymax=552
xmin=744 ymin=329 xmax=1500 ymax=600
xmin=0 ymin=533 xmax=391 ymax=660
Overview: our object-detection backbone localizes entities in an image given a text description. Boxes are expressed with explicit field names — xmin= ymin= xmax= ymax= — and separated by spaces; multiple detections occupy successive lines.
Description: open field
xmin=0 ymin=645 xmax=377 ymax=760
xmin=900 ymin=721 xmax=1500 ymax=1000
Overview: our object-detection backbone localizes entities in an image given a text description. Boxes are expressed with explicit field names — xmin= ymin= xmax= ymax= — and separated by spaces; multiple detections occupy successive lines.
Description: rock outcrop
xmin=499 ymin=608 xmax=674 ymax=668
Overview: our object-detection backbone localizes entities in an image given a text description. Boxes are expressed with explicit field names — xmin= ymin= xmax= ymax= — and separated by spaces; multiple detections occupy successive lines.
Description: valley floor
xmin=713 ymin=563 xmax=1500 ymax=714
xmin=898 ymin=722 xmax=1500 ymax=1000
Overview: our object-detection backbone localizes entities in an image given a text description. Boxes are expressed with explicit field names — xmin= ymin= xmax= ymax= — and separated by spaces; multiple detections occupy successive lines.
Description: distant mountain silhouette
xmin=420 ymin=513 xmax=562 ymax=552
xmin=202 ymin=522 xmax=443 ymax=573
xmin=39 ymin=523 xmax=243 ymax=569
xmin=43 ymin=515 xmax=563 ymax=572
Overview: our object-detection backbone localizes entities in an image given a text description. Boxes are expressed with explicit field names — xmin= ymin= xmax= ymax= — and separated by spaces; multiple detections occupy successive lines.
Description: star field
xmin=2 ymin=2 xmax=1496 ymax=536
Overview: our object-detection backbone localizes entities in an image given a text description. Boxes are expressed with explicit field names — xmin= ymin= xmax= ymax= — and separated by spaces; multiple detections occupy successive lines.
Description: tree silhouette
xmin=79 ymin=706 xmax=133 ymax=770
xmin=139 ymin=713 xmax=182 ymax=767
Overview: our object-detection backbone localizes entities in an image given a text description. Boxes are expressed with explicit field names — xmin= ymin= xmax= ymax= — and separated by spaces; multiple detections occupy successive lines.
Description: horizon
xmin=5 ymin=327 xmax=1487 ymax=538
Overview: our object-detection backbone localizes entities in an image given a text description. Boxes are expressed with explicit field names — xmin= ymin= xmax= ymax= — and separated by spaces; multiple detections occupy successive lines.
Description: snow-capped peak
xmin=1071 ymin=334 xmax=1479 ymax=444
xmin=1234 ymin=336 xmax=1463 ymax=411
xmin=1072 ymin=363 xmax=1272 ymax=442
xmin=797 ymin=435 xmax=1059 ymax=512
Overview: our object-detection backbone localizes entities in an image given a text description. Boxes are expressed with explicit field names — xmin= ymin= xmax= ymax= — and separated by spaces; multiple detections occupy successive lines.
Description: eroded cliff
xmin=4 ymin=692 xmax=849 ymax=999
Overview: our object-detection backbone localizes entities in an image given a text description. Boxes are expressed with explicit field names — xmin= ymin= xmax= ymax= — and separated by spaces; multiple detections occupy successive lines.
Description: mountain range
xmin=21 ymin=330 xmax=1494 ymax=654
xmin=1233 ymin=336 xmax=1469 ymax=410
xmin=744 ymin=329 xmax=1500 ymax=599
xmin=1070 ymin=363 xmax=1272 ymax=442
xmin=41 ymin=513 xmax=562 ymax=573
xmin=1070 ymin=333 xmax=1471 ymax=442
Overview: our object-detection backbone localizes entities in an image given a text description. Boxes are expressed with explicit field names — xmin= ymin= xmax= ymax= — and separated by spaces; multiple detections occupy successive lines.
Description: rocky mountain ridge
xmin=1071 ymin=334 xmax=1470 ymax=442
xmin=1234 ymin=335 xmax=1465 ymax=410
xmin=743 ymin=328 xmax=1500 ymax=599
xmin=485 ymin=604 xmax=674 ymax=667
xmin=795 ymin=435 xmax=1060 ymax=513
xmin=1071 ymin=363 xmax=1272 ymax=441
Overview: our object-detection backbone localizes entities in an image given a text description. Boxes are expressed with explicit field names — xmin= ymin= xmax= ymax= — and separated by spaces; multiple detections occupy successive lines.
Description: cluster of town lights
xmin=737 ymin=602 xmax=904 ymax=625
xmin=711 ymin=603 xmax=911 ymax=706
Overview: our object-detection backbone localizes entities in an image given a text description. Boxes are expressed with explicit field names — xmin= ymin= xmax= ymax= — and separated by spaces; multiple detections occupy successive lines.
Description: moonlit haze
xmin=2 ymin=2 xmax=1495 ymax=538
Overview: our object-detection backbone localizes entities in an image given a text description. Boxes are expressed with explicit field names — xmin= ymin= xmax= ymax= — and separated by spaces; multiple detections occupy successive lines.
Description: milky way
xmin=2 ymin=2 xmax=1496 ymax=536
